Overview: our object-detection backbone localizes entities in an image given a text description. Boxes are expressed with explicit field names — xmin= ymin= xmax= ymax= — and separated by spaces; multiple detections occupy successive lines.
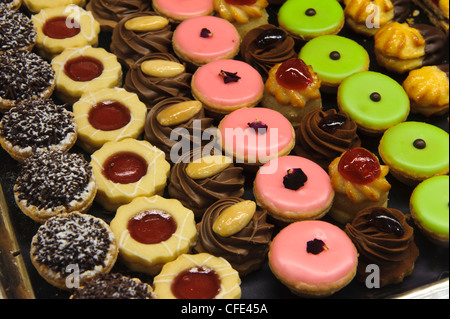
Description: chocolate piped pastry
xmin=0 ymin=4 xmax=36 ymax=53
xmin=294 ymin=109 xmax=361 ymax=171
xmin=14 ymin=150 xmax=97 ymax=223
xmin=345 ymin=207 xmax=419 ymax=287
xmin=412 ymin=0 xmax=449 ymax=35
xmin=70 ymin=273 xmax=155 ymax=299
xmin=123 ymin=52 xmax=192 ymax=108
xmin=0 ymin=97 xmax=77 ymax=163
xmin=86 ymin=0 xmax=152 ymax=31
xmin=240 ymin=24 xmax=297 ymax=81
xmin=194 ymin=197 xmax=274 ymax=276
xmin=30 ymin=212 xmax=118 ymax=290
xmin=343 ymin=0 xmax=411 ymax=36
xmin=374 ymin=22 xmax=447 ymax=73
xmin=110 ymin=12 xmax=174 ymax=68
xmin=144 ymin=96 xmax=215 ymax=164
xmin=168 ymin=147 xmax=245 ymax=220
xmin=0 ymin=48 xmax=55 ymax=111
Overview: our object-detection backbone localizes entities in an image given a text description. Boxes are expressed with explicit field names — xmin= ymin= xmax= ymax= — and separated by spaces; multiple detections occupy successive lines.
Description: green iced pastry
xmin=299 ymin=35 xmax=369 ymax=91
xmin=337 ymin=71 xmax=410 ymax=135
xmin=410 ymin=175 xmax=449 ymax=246
xmin=378 ymin=121 xmax=449 ymax=185
xmin=278 ymin=0 xmax=344 ymax=41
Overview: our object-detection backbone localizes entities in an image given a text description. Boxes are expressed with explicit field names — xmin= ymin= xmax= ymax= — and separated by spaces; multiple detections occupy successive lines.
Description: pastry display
xmin=32 ymin=4 xmax=100 ymax=60
xmin=294 ymin=109 xmax=361 ymax=171
xmin=378 ymin=121 xmax=449 ymax=185
xmin=168 ymin=147 xmax=245 ymax=219
xmin=214 ymin=0 xmax=269 ymax=37
xmin=51 ymin=46 xmax=122 ymax=104
xmin=0 ymin=97 xmax=77 ymax=163
xmin=374 ymin=22 xmax=447 ymax=74
xmin=402 ymin=64 xmax=449 ymax=117
xmin=412 ymin=0 xmax=449 ymax=35
xmin=218 ymin=107 xmax=295 ymax=168
xmin=143 ymin=96 xmax=214 ymax=164
xmin=13 ymin=150 xmax=96 ymax=223
xmin=110 ymin=12 xmax=173 ymax=68
xmin=337 ymin=71 xmax=410 ymax=135
xmin=153 ymin=253 xmax=242 ymax=299
xmin=86 ymin=0 xmax=151 ymax=31
xmin=0 ymin=50 xmax=55 ymax=111
xmin=239 ymin=24 xmax=297 ymax=81
xmin=254 ymin=155 xmax=334 ymax=224
xmin=0 ymin=5 xmax=36 ymax=53
xmin=345 ymin=207 xmax=419 ymax=287
xmin=110 ymin=195 xmax=197 ymax=275
xmin=278 ymin=0 xmax=344 ymax=41
xmin=410 ymin=175 xmax=449 ymax=247
xmin=72 ymin=87 xmax=147 ymax=153
xmin=299 ymin=35 xmax=370 ymax=92
xmin=22 ymin=0 xmax=86 ymax=14
xmin=90 ymin=138 xmax=170 ymax=211
xmin=194 ymin=197 xmax=274 ymax=276
xmin=342 ymin=0 xmax=411 ymax=36
xmin=268 ymin=220 xmax=358 ymax=298
xmin=70 ymin=273 xmax=155 ymax=299
xmin=172 ymin=15 xmax=240 ymax=67
xmin=262 ymin=58 xmax=322 ymax=126
xmin=123 ymin=52 xmax=192 ymax=108
xmin=328 ymin=147 xmax=391 ymax=224
xmin=30 ymin=212 xmax=118 ymax=290
xmin=152 ymin=0 xmax=214 ymax=23
xmin=191 ymin=59 xmax=264 ymax=119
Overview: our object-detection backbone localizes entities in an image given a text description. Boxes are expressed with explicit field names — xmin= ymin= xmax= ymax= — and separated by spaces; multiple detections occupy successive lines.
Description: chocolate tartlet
xmin=110 ymin=12 xmax=174 ymax=68
xmin=345 ymin=207 xmax=419 ymax=287
xmin=0 ymin=0 xmax=23 ymax=11
xmin=0 ymin=4 xmax=36 ymax=53
xmin=294 ymin=109 xmax=361 ymax=171
xmin=0 ymin=48 xmax=55 ymax=111
xmin=0 ymin=97 xmax=77 ymax=163
xmin=30 ymin=212 xmax=118 ymax=290
xmin=195 ymin=197 xmax=274 ymax=276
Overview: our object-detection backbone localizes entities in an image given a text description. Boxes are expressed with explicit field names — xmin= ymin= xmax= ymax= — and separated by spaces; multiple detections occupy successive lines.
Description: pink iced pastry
xmin=253 ymin=155 xmax=334 ymax=223
xmin=218 ymin=107 xmax=295 ymax=166
xmin=191 ymin=59 xmax=264 ymax=118
xmin=268 ymin=220 xmax=358 ymax=298
xmin=173 ymin=16 xmax=240 ymax=66
xmin=152 ymin=0 xmax=214 ymax=22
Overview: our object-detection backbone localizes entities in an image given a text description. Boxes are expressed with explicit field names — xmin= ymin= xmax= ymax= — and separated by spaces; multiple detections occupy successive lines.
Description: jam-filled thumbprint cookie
xmin=22 ymin=0 xmax=86 ymax=14
xmin=30 ymin=212 xmax=118 ymax=290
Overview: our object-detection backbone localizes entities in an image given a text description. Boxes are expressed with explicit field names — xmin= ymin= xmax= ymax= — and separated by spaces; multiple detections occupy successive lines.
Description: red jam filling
xmin=225 ymin=0 xmax=257 ymax=5
xmin=171 ymin=267 xmax=221 ymax=299
xmin=43 ymin=16 xmax=81 ymax=39
xmin=127 ymin=210 xmax=177 ymax=244
xmin=276 ymin=58 xmax=312 ymax=90
xmin=88 ymin=100 xmax=131 ymax=131
xmin=338 ymin=148 xmax=381 ymax=185
xmin=103 ymin=151 xmax=148 ymax=184
xmin=64 ymin=56 xmax=104 ymax=82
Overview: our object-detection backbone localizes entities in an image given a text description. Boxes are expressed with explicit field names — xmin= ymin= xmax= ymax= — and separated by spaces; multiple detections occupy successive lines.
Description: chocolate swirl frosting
xmin=110 ymin=12 xmax=174 ymax=68
xmin=123 ymin=53 xmax=192 ymax=108
xmin=294 ymin=109 xmax=361 ymax=170
xmin=194 ymin=197 xmax=274 ymax=276
xmin=144 ymin=96 xmax=215 ymax=163
xmin=87 ymin=0 xmax=151 ymax=29
xmin=167 ymin=148 xmax=245 ymax=220
xmin=240 ymin=24 xmax=297 ymax=81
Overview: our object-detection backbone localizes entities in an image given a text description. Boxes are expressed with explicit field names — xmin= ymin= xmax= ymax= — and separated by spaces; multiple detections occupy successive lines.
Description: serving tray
xmin=0 ymin=1 xmax=448 ymax=299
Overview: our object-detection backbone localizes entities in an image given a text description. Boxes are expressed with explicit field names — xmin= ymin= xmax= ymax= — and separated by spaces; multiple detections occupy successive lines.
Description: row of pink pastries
xmin=0 ymin=0 xmax=448 ymax=299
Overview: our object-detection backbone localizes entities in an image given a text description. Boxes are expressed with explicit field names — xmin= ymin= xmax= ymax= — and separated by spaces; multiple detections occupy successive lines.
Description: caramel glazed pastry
xmin=0 ymin=4 xmax=36 ymax=53
xmin=14 ymin=150 xmax=97 ymax=223
xmin=194 ymin=197 xmax=274 ymax=276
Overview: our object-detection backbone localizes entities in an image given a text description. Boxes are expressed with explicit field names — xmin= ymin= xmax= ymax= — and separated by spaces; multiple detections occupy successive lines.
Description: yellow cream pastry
xmin=32 ymin=5 xmax=100 ymax=60
xmin=23 ymin=0 xmax=86 ymax=14
xmin=90 ymin=138 xmax=170 ymax=211
xmin=73 ymin=87 xmax=147 ymax=153
xmin=110 ymin=196 xmax=197 ymax=275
